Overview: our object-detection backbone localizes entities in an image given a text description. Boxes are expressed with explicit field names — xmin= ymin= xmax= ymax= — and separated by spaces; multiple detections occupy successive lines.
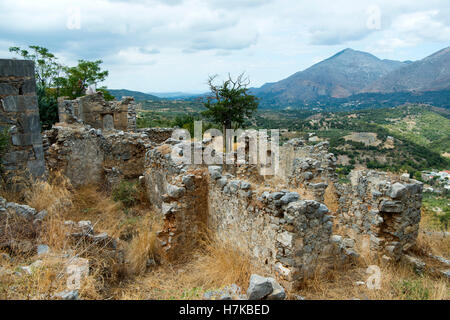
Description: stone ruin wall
xmin=333 ymin=170 xmax=422 ymax=260
xmin=42 ymin=124 xmax=173 ymax=187
xmin=0 ymin=59 xmax=46 ymax=181
xmin=0 ymin=58 xmax=425 ymax=289
xmin=143 ymin=143 xmax=335 ymax=289
xmin=142 ymin=136 xmax=424 ymax=289
xmin=58 ymin=92 xmax=137 ymax=132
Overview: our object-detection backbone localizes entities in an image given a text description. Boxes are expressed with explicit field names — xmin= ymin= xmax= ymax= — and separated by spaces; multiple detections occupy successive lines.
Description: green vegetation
xmin=9 ymin=45 xmax=112 ymax=129
xmin=112 ymin=180 xmax=139 ymax=208
xmin=0 ymin=127 xmax=10 ymax=155
xmin=202 ymin=74 xmax=258 ymax=133
xmin=422 ymin=192 xmax=450 ymax=232
xmin=394 ymin=279 xmax=430 ymax=300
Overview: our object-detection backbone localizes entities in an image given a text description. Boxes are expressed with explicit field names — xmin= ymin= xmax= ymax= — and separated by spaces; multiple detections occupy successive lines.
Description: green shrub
xmin=112 ymin=180 xmax=139 ymax=208
xmin=395 ymin=279 xmax=430 ymax=300
xmin=0 ymin=127 xmax=10 ymax=154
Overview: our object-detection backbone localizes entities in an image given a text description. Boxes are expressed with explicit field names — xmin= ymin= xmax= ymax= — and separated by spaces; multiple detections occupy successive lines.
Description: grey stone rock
xmin=5 ymin=202 xmax=37 ymax=219
xmin=35 ymin=210 xmax=48 ymax=221
xmin=440 ymin=269 xmax=450 ymax=279
xmin=217 ymin=177 xmax=228 ymax=189
xmin=37 ymin=244 xmax=50 ymax=256
xmin=271 ymin=192 xmax=285 ymax=200
xmin=78 ymin=221 xmax=94 ymax=235
xmin=247 ymin=274 xmax=273 ymax=300
xmin=265 ymin=278 xmax=286 ymax=300
xmin=302 ymin=172 xmax=314 ymax=180
xmin=402 ymin=255 xmax=426 ymax=274
xmin=389 ymin=183 xmax=407 ymax=199
xmin=379 ymin=200 xmax=403 ymax=213
xmin=54 ymin=290 xmax=79 ymax=300
xmin=181 ymin=175 xmax=195 ymax=189
xmin=240 ymin=181 xmax=251 ymax=190
xmin=167 ymin=184 xmax=185 ymax=199
xmin=330 ymin=235 xmax=342 ymax=244
xmin=162 ymin=202 xmax=175 ymax=215
xmin=208 ymin=166 xmax=222 ymax=180
xmin=280 ymin=192 xmax=300 ymax=205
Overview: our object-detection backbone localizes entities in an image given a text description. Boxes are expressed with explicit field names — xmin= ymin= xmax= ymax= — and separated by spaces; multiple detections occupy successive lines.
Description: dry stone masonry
xmin=142 ymin=136 xmax=424 ymax=289
xmin=58 ymin=91 xmax=138 ymax=132
xmin=0 ymin=59 xmax=46 ymax=180
xmin=0 ymin=58 xmax=426 ymax=292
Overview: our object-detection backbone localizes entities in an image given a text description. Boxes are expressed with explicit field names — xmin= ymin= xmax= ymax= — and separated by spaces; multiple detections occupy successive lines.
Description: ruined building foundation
xmin=0 ymin=59 xmax=424 ymax=291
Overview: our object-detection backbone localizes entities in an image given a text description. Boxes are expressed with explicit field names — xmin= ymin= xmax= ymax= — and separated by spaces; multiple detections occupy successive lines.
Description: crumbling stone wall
xmin=143 ymin=141 xmax=335 ymax=289
xmin=278 ymin=139 xmax=337 ymax=202
xmin=333 ymin=170 xmax=422 ymax=260
xmin=207 ymin=166 xmax=334 ymax=289
xmin=43 ymin=124 xmax=164 ymax=187
xmin=0 ymin=59 xmax=45 ymax=180
xmin=58 ymin=92 xmax=138 ymax=131
xmin=141 ymin=136 xmax=424 ymax=288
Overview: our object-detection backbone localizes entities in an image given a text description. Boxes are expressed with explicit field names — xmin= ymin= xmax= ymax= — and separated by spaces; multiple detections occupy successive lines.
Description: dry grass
xmin=112 ymin=235 xmax=257 ymax=300
xmin=1 ymin=170 xmax=448 ymax=300
xmin=297 ymin=255 xmax=448 ymax=300
xmin=0 ymin=172 xmax=163 ymax=300
xmin=125 ymin=215 xmax=161 ymax=276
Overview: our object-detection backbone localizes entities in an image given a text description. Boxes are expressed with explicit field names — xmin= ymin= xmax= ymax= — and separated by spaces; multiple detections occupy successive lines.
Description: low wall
xmin=43 ymin=124 xmax=166 ymax=187
xmin=333 ymin=170 xmax=423 ymax=259
xmin=144 ymin=142 xmax=335 ymax=289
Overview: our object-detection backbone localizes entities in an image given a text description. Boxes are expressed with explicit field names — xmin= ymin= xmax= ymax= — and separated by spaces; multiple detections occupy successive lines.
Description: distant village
xmin=422 ymin=170 xmax=450 ymax=193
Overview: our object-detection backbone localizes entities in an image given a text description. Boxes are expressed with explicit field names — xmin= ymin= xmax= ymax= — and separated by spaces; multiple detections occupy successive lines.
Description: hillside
xmin=364 ymin=47 xmax=450 ymax=93
xmin=108 ymin=89 xmax=160 ymax=101
xmin=253 ymin=47 xmax=450 ymax=110
xmin=253 ymin=48 xmax=408 ymax=105
xmin=254 ymin=104 xmax=450 ymax=174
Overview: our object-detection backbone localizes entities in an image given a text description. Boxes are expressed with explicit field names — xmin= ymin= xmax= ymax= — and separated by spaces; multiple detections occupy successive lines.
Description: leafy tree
xmin=9 ymin=46 xmax=110 ymax=129
xmin=57 ymin=60 xmax=109 ymax=99
xmin=9 ymin=45 xmax=63 ymax=88
xmin=36 ymin=86 xmax=59 ymax=130
xmin=97 ymin=86 xmax=116 ymax=101
xmin=202 ymin=73 xmax=258 ymax=151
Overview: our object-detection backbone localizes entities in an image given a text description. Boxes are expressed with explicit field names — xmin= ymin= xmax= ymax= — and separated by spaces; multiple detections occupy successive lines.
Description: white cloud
xmin=0 ymin=0 xmax=449 ymax=91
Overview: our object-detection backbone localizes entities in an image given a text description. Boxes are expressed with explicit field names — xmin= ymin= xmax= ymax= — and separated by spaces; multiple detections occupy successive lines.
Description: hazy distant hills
xmin=252 ymin=48 xmax=410 ymax=104
xmin=148 ymin=92 xmax=205 ymax=99
xmin=113 ymin=46 xmax=450 ymax=110
xmin=363 ymin=46 xmax=450 ymax=93
xmin=108 ymin=89 xmax=160 ymax=101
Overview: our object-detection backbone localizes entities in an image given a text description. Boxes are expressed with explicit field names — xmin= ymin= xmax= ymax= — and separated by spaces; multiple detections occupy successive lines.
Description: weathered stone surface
xmin=247 ymin=274 xmax=273 ymax=300
xmin=37 ymin=244 xmax=50 ymax=256
xmin=167 ymin=184 xmax=186 ymax=199
xmin=280 ymin=192 xmax=299 ymax=205
xmin=54 ymin=290 xmax=79 ymax=300
xmin=208 ymin=166 xmax=222 ymax=180
xmin=57 ymin=92 xmax=137 ymax=131
xmin=379 ymin=200 xmax=403 ymax=213
xmin=0 ymin=59 xmax=45 ymax=180
xmin=265 ymin=277 xmax=286 ymax=300
xmin=389 ymin=182 xmax=407 ymax=199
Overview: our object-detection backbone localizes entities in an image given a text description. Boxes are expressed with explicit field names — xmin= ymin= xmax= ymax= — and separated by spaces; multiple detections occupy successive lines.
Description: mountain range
xmin=252 ymin=46 xmax=450 ymax=108
xmin=112 ymin=46 xmax=450 ymax=110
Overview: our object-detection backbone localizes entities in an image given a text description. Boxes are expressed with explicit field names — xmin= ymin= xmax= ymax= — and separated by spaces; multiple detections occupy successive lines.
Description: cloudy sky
xmin=0 ymin=0 xmax=449 ymax=92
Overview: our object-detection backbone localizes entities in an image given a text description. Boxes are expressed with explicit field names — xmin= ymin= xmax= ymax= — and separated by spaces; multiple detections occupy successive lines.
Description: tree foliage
xmin=56 ymin=60 xmax=109 ymax=99
xmin=9 ymin=45 xmax=63 ymax=88
xmin=202 ymin=73 xmax=258 ymax=130
xmin=9 ymin=45 xmax=111 ymax=129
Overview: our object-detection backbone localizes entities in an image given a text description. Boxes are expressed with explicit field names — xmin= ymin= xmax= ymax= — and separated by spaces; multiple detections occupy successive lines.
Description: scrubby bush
xmin=112 ymin=180 xmax=139 ymax=208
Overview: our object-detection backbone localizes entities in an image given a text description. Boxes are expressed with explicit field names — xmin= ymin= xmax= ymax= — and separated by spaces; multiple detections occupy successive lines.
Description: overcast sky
xmin=1 ymin=0 xmax=449 ymax=92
